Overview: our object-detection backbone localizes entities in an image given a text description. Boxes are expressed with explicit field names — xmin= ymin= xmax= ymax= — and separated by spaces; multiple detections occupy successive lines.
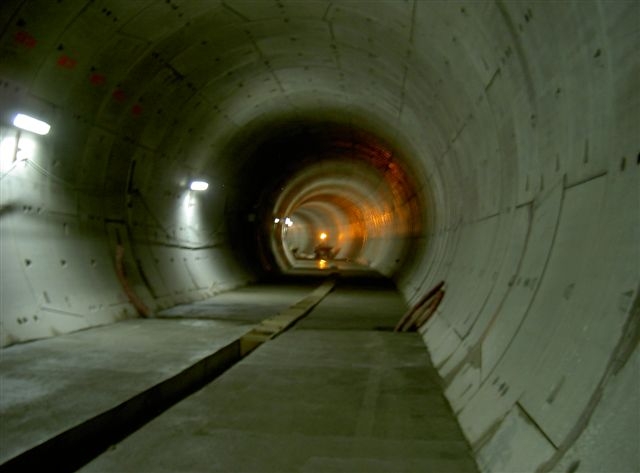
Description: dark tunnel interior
xmin=220 ymin=114 xmax=424 ymax=276
xmin=0 ymin=1 xmax=638 ymax=472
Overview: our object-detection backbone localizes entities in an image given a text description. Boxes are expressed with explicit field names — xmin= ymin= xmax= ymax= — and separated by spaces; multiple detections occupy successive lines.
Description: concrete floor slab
xmin=294 ymin=280 xmax=405 ymax=331
xmin=81 ymin=283 xmax=478 ymax=473
xmin=284 ymin=260 xmax=384 ymax=278
xmin=81 ymin=329 xmax=477 ymax=472
xmin=1 ymin=281 xmax=322 ymax=465
xmin=158 ymin=283 xmax=316 ymax=322
xmin=0 ymin=318 xmax=252 ymax=463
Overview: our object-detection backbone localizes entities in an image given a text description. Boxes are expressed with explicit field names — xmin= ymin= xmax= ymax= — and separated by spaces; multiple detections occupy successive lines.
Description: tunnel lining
xmin=0 ymin=1 xmax=638 ymax=472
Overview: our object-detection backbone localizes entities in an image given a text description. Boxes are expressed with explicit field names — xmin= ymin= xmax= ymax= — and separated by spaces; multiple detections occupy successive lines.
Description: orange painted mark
xmin=115 ymin=244 xmax=152 ymax=318
xmin=89 ymin=73 xmax=106 ymax=86
xmin=112 ymin=89 xmax=126 ymax=102
xmin=14 ymin=30 xmax=37 ymax=48
xmin=56 ymin=54 xmax=77 ymax=69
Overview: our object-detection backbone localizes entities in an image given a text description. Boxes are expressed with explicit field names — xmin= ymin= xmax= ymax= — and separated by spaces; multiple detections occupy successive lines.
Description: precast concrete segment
xmin=81 ymin=283 xmax=478 ymax=473
xmin=0 ymin=280 xmax=335 ymax=472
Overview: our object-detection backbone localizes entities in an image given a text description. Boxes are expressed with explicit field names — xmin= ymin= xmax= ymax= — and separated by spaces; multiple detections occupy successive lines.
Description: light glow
xmin=182 ymin=192 xmax=196 ymax=221
xmin=190 ymin=180 xmax=209 ymax=191
xmin=13 ymin=113 xmax=50 ymax=135
xmin=16 ymin=135 xmax=36 ymax=161
xmin=285 ymin=217 xmax=293 ymax=227
xmin=274 ymin=218 xmax=280 ymax=224
xmin=0 ymin=136 xmax=17 ymax=172
xmin=318 ymin=259 xmax=328 ymax=270
xmin=1 ymin=134 xmax=36 ymax=172
xmin=319 ymin=232 xmax=327 ymax=241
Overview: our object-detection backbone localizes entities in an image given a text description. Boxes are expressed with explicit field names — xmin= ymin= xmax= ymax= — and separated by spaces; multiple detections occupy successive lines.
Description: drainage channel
xmin=0 ymin=278 xmax=336 ymax=473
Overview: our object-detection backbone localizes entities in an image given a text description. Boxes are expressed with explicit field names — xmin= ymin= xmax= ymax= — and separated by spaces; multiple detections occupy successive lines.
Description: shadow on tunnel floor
xmin=261 ymin=267 xmax=397 ymax=290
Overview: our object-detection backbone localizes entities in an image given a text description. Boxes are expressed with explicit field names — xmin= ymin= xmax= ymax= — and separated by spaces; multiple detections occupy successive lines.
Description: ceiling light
xmin=190 ymin=180 xmax=209 ymax=191
xmin=12 ymin=113 xmax=51 ymax=135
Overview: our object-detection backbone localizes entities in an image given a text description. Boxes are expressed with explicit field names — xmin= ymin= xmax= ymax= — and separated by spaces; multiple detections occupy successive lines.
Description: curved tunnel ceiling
xmin=0 ymin=1 xmax=638 ymax=472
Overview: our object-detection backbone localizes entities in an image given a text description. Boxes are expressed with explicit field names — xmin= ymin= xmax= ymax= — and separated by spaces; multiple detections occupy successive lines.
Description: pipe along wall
xmin=0 ymin=1 xmax=638 ymax=472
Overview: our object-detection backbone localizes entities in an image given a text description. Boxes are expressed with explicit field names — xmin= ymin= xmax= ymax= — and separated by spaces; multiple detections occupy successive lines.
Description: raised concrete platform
xmin=0 ymin=318 xmax=251 ymax=464
xmin=81 ymin=281 xmax=478 ymax=472
xmin=0 ymin=282 xmax=320 ymax=468
xmin=158 ymin=283 xmax=316 ymax=322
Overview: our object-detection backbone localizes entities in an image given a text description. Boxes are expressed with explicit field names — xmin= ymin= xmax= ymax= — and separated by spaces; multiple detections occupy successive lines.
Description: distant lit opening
xmin=190 ymin=180 xmax=209 ymax=191
xmin=13 ymin=114 xmax=50 ymax=135
xmin=285 ymin=217 xmax=293 ymax=227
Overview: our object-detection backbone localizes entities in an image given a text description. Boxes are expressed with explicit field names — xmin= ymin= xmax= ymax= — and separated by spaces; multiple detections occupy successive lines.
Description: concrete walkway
xmin=82 ymin=280 xmax=478 ymax=472
xmin=0 ymin=319 xmax=250 ymax=465
xmin=0 ymin=283 xmax=317 ymax=468
xmin=158 ymin=283 xmax=316 ymax=323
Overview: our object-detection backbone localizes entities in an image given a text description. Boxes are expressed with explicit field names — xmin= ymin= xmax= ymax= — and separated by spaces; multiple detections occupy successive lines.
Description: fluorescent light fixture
xmin=190 ymin=180 xmax=209 ymax=191
xmin=13 ymin=113 xmax=51 ymax=135
xmin=274 ymin=218 xmax=280 ymax=223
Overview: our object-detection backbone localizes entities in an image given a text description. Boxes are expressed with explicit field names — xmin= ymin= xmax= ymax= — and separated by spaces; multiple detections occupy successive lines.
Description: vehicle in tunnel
xmin=0 ymin=1 xmax=638 ymax=472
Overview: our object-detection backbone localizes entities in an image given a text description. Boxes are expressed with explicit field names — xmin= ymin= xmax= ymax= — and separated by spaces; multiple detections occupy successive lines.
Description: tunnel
xmin=0 ymin=1 xmax=638 ymax=472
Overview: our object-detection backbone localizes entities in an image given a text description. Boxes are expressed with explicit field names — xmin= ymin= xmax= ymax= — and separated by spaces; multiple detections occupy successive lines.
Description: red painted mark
xmin=14 ymin=30 xmax=37 ymax=48
xmin=112 ymin=89 xmax=126 ymax=102
xmin=131 ymin=103 xmax=143 ymax=116
xmin=56 ymin=54 xmax=77 ymax=69
xmin=89 ymin=73 xmax=106 ymax=86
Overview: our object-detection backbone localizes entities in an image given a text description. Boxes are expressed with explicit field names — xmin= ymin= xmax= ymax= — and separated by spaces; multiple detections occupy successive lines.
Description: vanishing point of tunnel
xmin=0 ymin=1 xmax=638 ymax=472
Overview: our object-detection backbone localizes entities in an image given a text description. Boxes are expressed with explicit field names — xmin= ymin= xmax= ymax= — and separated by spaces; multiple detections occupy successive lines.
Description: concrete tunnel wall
xmin=0 ymin=1 xmax=638 ymax=472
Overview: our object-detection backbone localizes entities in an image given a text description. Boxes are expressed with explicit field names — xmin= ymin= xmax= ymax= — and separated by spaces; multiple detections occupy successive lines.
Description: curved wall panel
xmin=0 ymin=1 xmax=637 ymax=471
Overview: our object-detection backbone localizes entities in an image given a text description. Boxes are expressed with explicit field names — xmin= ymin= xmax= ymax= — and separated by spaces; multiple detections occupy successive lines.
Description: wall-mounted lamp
xmin=190 ymin=180 xmax=209 ymax=191
xmin=13 ymin=113 xmax=51 ymax=135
